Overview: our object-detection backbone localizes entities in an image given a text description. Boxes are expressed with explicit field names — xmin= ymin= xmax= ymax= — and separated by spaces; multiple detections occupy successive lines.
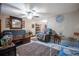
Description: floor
xmin=31 ymin=36 xmax=79 ymax=49
xmin=60 ymin=38 xmax=79 ymax=48
xmin=31 ymin=36 xmax=79 ymax=56
xmin=16 ymin=36 xmax=79 ymax=56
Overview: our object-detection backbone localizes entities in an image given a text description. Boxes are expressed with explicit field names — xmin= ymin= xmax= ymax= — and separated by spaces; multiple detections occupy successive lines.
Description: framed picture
xmin=56 ymin=15 xmax=64 ymax=23
xmin=9 ymin=16 xmax=22 ymax=29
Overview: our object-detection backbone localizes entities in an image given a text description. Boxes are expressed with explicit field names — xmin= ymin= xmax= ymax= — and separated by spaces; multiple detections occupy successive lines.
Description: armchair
xmin=37 ymin=28 xmax=53 ymax=42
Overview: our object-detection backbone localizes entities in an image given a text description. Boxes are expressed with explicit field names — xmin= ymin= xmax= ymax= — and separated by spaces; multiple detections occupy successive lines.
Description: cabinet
xmin=0 ymin=44 xmax=16 ymax=56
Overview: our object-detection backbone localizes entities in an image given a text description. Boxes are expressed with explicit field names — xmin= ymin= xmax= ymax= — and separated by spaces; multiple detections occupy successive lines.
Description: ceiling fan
xmin=23 ymin=8 xmax=40 ymax=19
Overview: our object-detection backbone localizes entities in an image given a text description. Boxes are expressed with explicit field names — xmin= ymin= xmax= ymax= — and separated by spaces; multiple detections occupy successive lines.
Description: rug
xmin=16 ymin=42 xmax=59 ymax=56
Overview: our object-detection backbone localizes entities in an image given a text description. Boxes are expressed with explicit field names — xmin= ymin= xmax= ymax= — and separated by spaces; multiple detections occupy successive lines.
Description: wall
xmin=24 ymin=10 xmax=79 ymax=37
xmin=62 ymin=11 xmax=79 ymax=37
xmin=1 ymin=10 xmax=79 ymax=37
xmin=0 ymin=16 xmax=9 ymax=32
xmin=24 ymin=19 xmax=47 ymax=35
xmin=47 ymin=10 xmax=79 ymax=37
xmin=0 ymin=16 xmax=25 ymax=32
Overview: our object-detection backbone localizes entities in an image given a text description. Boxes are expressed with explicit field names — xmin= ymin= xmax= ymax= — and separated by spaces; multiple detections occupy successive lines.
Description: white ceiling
xmin=1 ymin=3 xmax=79 ymax=19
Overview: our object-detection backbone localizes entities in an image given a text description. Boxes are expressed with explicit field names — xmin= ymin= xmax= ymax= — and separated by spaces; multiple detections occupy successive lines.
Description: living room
xmin=0 ymin=3 xmax=79 ymax=56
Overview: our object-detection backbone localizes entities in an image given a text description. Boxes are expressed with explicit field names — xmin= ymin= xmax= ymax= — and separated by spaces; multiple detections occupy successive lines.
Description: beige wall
xmin=62 ymin=11 xmax=79 ymax=37
xmin=0 ymin=16 xmax=25 ymax=32
xmin=1 ymin=10 xmax=79 ymax=37
xmin=0 ymin=16 xmax=9 ymax=32
xmin=47 ymin=11 xmax=79 ymax=37
xmin=24 ymin=11 xmax=79 ymax=37
xmin=24 ymin=19 xmax=47 ymax=35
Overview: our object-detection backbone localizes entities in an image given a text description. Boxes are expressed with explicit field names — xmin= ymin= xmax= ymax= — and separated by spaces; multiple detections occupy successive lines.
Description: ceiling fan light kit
xmin=25 ymin=9 xmax=39 ymax=19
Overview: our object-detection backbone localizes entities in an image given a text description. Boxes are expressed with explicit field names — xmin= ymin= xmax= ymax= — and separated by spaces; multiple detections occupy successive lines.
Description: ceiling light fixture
xmin=25 ymin=9 xmax=40 ymax=19
xmin=41 ymin=20 xmax=47 ymax=23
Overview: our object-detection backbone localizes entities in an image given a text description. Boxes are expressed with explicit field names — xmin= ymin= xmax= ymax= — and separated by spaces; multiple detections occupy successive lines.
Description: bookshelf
xmin=35 ymin=24 xmax=41 ymax=34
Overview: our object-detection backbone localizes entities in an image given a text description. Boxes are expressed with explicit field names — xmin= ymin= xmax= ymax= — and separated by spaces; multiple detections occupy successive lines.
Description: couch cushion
xmin=3 ymin=30 xmax=26 ymax=36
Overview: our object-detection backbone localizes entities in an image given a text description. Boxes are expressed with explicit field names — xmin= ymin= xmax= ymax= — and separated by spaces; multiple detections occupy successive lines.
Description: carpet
xmin=16 ymin=42 xmax=59 ymax=56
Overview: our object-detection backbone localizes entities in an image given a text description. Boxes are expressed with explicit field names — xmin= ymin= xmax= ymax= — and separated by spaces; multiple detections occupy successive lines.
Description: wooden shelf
xmin=35 ymin=24 xmax=41 ymax=34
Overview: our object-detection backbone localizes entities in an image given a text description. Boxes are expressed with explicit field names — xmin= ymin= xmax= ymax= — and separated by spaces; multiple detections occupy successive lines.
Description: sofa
xmin=3 ymin=30 xmax=30 ymax=46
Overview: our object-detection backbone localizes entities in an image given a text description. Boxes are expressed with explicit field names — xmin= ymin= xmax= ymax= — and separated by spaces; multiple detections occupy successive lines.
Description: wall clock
xmin=56 ymin=15 xmax=64 ymax=23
